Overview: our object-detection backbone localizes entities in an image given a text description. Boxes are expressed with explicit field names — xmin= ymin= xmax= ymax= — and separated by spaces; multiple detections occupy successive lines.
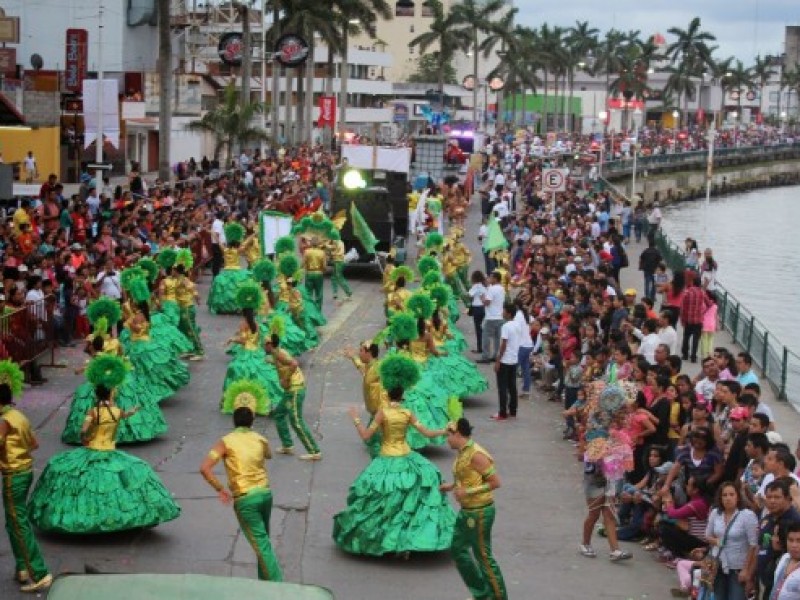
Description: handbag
xmin=699 ymin=510 xmax=740 ymax=587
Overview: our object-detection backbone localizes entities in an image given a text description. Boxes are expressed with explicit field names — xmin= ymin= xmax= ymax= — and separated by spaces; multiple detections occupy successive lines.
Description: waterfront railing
xmin=603 ymin=142 xmax=800 ymax=178
xmin=654 ymin=229 xmax=800 ymax=408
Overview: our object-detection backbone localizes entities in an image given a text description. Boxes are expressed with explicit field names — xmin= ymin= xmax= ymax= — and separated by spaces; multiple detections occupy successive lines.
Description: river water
xmin=660 ymin=185 xmax=800 ymax=351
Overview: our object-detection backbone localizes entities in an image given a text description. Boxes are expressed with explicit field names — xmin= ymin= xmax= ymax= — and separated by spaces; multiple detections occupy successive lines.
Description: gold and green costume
xmin=351 ymin=356 xmax=388 ymax=457
xmin=451 ymin=440 xmax=507 ymax=600
xmin=219 ymin=427 xmax=283 ymax=581
xmin=328 ymin=240 xmax=352 ymax=299
xmin=207 ymin=247 xmax=252 ymax=314
xmin=332 ymin=405 xmax=455 ymax=555
xmin=0 ymin=406 xmax=49 ymax=582
xmin=177 ymin=275 xmax=204 ymax=356
xmin=302 ymin=247 xmax=327 ymax=309
xmin=272 ymin=349 xmax=319 ymax=453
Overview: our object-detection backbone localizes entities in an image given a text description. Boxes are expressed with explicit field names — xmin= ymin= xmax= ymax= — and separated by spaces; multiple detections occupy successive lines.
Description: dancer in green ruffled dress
xmin=0 ymin=359 xmax=53 ymax=593
xmin=221 ymin=282 xmax=283 ymax=415
xmin=175 ymin=249 xmax=204 ymax=359
xmin=332 ymin=354 xmax=455 ymax=556
xmin=275 ymin=254 xmax=321 ymax=344
xmin=124 ymin=274 xmax=190 ymax=402
xmin=275 ymin=236 xmax=327 ymax=328
xmin=208 ymin=222 xmax=253 ymax=315
xmin=62 ymin=314 xmax=167 ymax=445
xmin=29 ymin=354 xmax=181 ymax=534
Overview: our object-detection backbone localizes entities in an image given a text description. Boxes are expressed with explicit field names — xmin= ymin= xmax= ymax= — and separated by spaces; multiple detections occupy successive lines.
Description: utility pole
xmin=239 ymin=3 xmax=251 ymax=108
xmin=158 ymin=0 xmax=172 ymax=182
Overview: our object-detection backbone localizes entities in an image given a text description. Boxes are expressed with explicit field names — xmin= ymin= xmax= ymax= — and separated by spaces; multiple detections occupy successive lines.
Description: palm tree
xmin=726 ymin=60 xmax=755 ymax=122
xmin=450 ymin=0 xmax=510 ymax=130
xmin=662 ymin=61 xmax=698 ymax=126
xmin=595 ymin=28 xmax=626 ymax=125
xmin=778 ymin=66 xmax=800 ymax=124
xmin=566 ymin=21 xmax=599 ymax=131
xmin=751 ymin=55 xmax=775 ymax=119
xmin=488 ymin=25 xmax=541 ymax=127
xmin=478 ymin=7 xmax=517 ymax=129
xmin=609 ymin=41 xmax=654 ymax=131
xmin=534 ymin=24 xmax=566 ymax=133
xmin=665 ymin=17 xmax=716 ymax=70
xmin=187 ymin=83 xmax=268 ymax=163
xmin=410 ymin=1 xmax=470 ymax=111
xmin=708 ymin=55 xmax=735 ymax=126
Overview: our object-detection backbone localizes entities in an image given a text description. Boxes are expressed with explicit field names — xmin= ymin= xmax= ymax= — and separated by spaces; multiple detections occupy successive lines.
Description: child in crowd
xmin=699 ymin=291 xmax=718 ymax=360
xmin=654 ymin=263 xmax=669 ymax=308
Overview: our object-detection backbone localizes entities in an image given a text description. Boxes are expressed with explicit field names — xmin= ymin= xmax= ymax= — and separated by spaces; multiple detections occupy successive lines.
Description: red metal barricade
xmin=0 ymin=296 xmax=56 ymax=368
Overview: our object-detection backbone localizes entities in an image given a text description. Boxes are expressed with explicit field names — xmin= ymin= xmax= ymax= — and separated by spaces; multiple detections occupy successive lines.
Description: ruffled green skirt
xmin=262 ymin=308 xmax=317 ymax=356
xmin=332 ymin=451 xmax=455 ymax=556
xmin=207 ymin=269 xmax=253 ymax=315
xmin=127 ymin=338 xmax=190 ymax=403
xmin=29 ymin=447 xmax=181 ymax=534
xmin=300 ymin=288 xmax=327 ymax=327
xmin=61 ymin=378 xmax=167 ymax=445
xmin=222 ymin=347 xmax=283 ymax=414
xmin=160 ymin=300 xmax=181 ymax=326
xmin=402 ymin=368 xmax=449 ymax=450
xmin=120 ymin=312 xmax=193 ymax=358
xmin=427 ymin=353 xmax=488 ymax=399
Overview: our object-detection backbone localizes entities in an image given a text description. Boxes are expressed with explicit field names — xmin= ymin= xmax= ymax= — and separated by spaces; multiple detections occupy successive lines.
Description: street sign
xmin=86 ymin=163 xmax=113 ymax=171
xmin=542 ymin=168 xmax=569 ymax=192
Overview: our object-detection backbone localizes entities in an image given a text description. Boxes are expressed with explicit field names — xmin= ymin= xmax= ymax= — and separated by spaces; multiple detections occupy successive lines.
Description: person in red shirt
xmin=680 ymin=272 xmax=710 ymax=364
xmin=70 ymin=204 xmax=89 ymax=244
xmin=16 ymin=223 xmax=36 ymax=258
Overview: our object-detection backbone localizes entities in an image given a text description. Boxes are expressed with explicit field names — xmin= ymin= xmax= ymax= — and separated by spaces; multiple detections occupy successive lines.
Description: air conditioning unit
xmin=367 ymin=67 xmax=379 ymax=80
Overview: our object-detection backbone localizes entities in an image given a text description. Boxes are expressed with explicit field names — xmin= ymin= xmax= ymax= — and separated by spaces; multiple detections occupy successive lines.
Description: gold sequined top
xmin=276 ymin=275 xmax=292 ymax=303
xmin=387 ymin=288 xmax=411 ymax=313
xmin=431 ymin=323 xmax=448 ymax=348
xmin=127 ymin=315 xmax=150 ymax=341
xmin=103 ymin=337 xmax=123 ymax=356
xmin=303 ymin=247 xmax=326 ymax=272
xmin=237 ymin=327 xmax=261 ymax=350
xmin=328 ymin=240 xmax=346 ymax=262
xmin=223 ymin=247 xmax=242 ymax=270
xmin=442 ymin=254 xmax=458 ymax=277
xmin=450 ymin=241 xmax=471 ymax=267
xmin=222 ymin=428 xmax=271 ymax=497
xmin=258 ymin=288 xmax=271 ymax=317
xmin=241 ymin=235 xmax=261 ymax=265
xmin=453 ymin=440 xmax=496 ymax=509
xmin=378 ymin=405 xmax=412 ymax=457
xmin=353 ymin=358 xmax=388 ymax=415
xmin=161 ymin=276 xmax=179 ymax=302
xmin=176 ymin=276 xmax=197 ymax=307
xmin=382 ymin=265 xmax=396 ymax=294
xmin=409 ymin=339 xmax=429 ymax=363
xmin=0 ymin=406 xmax=36 ymax=473
xmin=275 ymin=348 xmax=304 ymax=390
xmin=84 ymin=405 xmax=122 ymax=451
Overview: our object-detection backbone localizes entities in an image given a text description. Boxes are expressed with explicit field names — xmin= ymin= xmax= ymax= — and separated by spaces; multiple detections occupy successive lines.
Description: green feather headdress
xmin=406 ymin=292 xmax=435 ymax=320
xmin=429 ymin=284 xmax=452 ymax=309
xmin=269 ymin=315 xmax=286 ymax=341
xmin=235 ymin=282 xmax=263 ymax=311
xmin=390 ymin=265 xmax=414 ymax=284
xmin=136 ymin=258 xmax=159 ymax=284
xmin=87 ymin=297 xmax=122 ymax=327
xmin=278 ymin=254 xmax=300 ymax=279
xmin=425 ymin=232 xmax=444 ymax=250
xmin=224 ymin=222 xmax=246 ymax=244
xmin=274 ymin=236 xmax=295 ymax=256
xmin=93 ymin=316 xmax=109 ymax=337
xmin=222 ymin=379 xmax=270 ymax=415
xmin=0 ymin=360 xmax=24 ymax=398
xmin=379 ymin=354 xmax=421 ymax=393
xmin=175 ymin=249 xmax=194 ymax=270
xmin=128 ymin=277 xmax=151 ymax=304
xmin=120 ymin=267 xmax=146 ymax=291
xmin=389 ymin=312 xmax=418 ymax=343
xmin=291 ymin=213 xmax=337 ymax=240
xmin=252 ymin=259 xmax=277 ymax=284
xmin=417 ymin=255 xmax=439 ymax=277
xmin=86 ymin=354 xmax=128 ymax=391
xmin=422 ymin=270 xmax=442 ymax=289
xmin=156 ymin=248 xmax=177 ymax=270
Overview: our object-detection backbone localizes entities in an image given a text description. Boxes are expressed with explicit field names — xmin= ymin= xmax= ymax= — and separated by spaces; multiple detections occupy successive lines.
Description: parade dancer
xmin=175 ymin=249 xmax=204 ymax=359
xmin=29 ymin=355 xmax=180 ymax=534
xmin=345 ymin=339 xmax=388 ymax=457
xmin=442 ymin=418 xmax=508 ymax=600
xmin=264 ymin=333 xmax=322 ymax=461
xmin=327 ymin=231 xmax=352 ymax=301
xmin=0 ymin=360 xmax=52 ymax=593
xmin=386 ymin=266 xmax=414 ymax=316
xmin=302 ymin=237 xmax=327 ymax=309
xmin=332 ymin=354 xmax=455 ymax=556
xmin=201 ymin=381 xmax=283 ymax=582
xmin=208 ymin=222 xmax=252 ymax=314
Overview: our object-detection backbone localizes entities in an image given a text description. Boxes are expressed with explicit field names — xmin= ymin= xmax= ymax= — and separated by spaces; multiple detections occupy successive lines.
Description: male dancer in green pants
xmin=327 ymin=235 xmax=352 ymax=300
xmin=265 ymin=335 xmax=322 ymax=461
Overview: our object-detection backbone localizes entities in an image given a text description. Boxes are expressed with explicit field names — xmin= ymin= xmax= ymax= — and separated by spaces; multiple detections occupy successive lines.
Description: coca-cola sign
xmin=274 ymin=34 xmax=309 ymax=68
xmin=218 ymin=32 xmax=244 ymax=66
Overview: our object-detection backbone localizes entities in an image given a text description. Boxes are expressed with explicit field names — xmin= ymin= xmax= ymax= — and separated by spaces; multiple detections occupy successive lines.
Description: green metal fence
xmin=653 ymin=229 xmax=800 ymax=407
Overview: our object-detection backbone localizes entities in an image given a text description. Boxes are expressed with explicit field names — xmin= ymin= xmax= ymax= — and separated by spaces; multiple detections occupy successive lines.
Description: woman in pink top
xmin=699 ymin=291 xmax=718 ymax=360
xmin=656 ymin=475 xmax=711 ymax=561
xmin=660 ymin=270 xmax=687 ymax=324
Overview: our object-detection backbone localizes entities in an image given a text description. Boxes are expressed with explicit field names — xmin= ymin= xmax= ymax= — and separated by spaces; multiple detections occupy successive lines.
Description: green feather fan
xmin=422 ymin=270 xmax=442 ymax=289
xmin=156 ymin=248 xmax=177 ymax=270
xmin=406 ymin=292 xmax=435 ymax=320
xmin=429 ymin=284 xmax=452 ymax=309
xmin=86 ymin=354 xmax=128 ymax=390
xmin=128 ymin=277 xmax=151 ymax=304
xmin=235 ymin=282 xmax=263 ymax=311
xmin=222 ymin=379 xmax=270 ymax=415
xmin=120 ymin=267 xmax=146 ymax=291
xmin=136 ymin=258 xmax=159 ymax=284
xmin=278 ymin=254 xmax=300 ymax=278
xmin=389 ymin=312 xmax=418 ymax=343
xmin=417 ymin=255 xmax=439 ymax=277
xmin=274 ymin=236 xmax=295 ymax=255
xmin=175 ymin=248 xmax=194 ymax=270
xmin=390 ymin=265 xmax=414 ymax=284
xmin=379 ymin=353 xmax=421 ymax=392
xmin=224 ymin=222 xmax=246 ymax=244
xmin=251 ymin=259 xmax=277 ymax=284
xmin=0 ymin=360 xmax=24 ymax=398
xmin=87 ymin=297 xmax=122 ymax=327
xmin=425 ymin=232 xmax=444 ymax=250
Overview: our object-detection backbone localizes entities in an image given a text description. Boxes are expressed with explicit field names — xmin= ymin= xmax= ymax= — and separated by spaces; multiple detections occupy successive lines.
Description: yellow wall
xmin=0 ymin=127 xmax=61 ymax=181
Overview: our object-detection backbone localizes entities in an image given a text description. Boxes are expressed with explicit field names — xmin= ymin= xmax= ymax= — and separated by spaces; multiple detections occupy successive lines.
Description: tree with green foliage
xmin=407 ymin=53 xmax=458 ymax=87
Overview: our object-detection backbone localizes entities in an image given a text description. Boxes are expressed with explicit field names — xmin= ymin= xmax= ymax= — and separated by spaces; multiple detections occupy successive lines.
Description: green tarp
xmin=47 ymin=574 xmax=334 ymax=600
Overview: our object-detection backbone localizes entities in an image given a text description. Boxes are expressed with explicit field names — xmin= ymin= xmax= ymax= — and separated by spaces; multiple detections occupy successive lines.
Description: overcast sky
xmin=513 ymin=0 xmax=800 ymax=64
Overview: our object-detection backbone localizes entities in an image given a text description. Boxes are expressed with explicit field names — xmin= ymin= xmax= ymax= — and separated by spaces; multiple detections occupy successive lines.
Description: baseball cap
xmin=624 ymin=288 xmax=637 ymax=296
xmin=729 ymin=406 xmax=750 ymax=421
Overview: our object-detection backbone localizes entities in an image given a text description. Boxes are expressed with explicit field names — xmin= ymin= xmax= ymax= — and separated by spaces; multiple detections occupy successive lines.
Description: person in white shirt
xmin=627 ymin=318 xmax=660 ymax=365
xmin=658 ymin=311 xmax=679 ymax=355
xmin=467 ymin=271 xmax=488 ymax=354
xmin=693 ymin=356 xmax=721 ymax=403
xmin=772 ymin=524 xmax=800 ymax=600
xmin=492 ymin=303 xmax=520 ymax=421
xmin=492 ymin=198 xmax=509 ymax=220
xmin=211 ymin=212 xmax=226 ymax=278
xmin=515 ymin=304 xmax=534 ymax=396
xmin=95 ymin=259 xmax=122 ymax=300
xmin=493 ymin=171 xmax=505 ymax=193
xmin=479 ymin=272 xmax=506 ymax=362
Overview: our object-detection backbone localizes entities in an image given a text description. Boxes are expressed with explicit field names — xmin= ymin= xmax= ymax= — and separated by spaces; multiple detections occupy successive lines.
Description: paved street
xmin=2 ymin=200 xmax=796 ymax=599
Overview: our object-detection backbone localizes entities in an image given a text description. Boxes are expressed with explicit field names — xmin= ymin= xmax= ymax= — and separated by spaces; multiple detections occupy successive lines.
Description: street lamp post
xmin=672 ymin=109 xmax=679 ymax=153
